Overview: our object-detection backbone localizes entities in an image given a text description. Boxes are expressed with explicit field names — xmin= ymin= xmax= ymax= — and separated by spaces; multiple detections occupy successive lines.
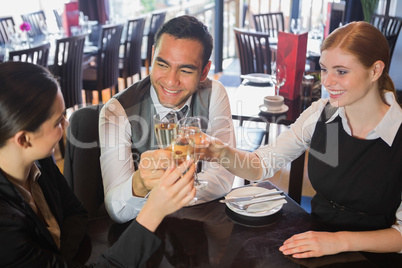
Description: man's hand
xmin=132 ymin=149 xmax=172 ymax=197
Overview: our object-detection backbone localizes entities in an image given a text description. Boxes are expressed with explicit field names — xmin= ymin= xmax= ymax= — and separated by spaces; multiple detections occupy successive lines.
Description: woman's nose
xmin=322 ymin=72 xmax=334 ymax=88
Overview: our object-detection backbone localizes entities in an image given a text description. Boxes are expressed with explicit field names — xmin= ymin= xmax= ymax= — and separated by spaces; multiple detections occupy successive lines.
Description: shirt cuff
xmin=391 ymin=224 xmax=402 ymax=253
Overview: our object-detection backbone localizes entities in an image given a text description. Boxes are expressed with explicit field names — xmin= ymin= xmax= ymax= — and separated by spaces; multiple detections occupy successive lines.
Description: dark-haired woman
xmin=0 ymin=61 xmax=195 ymax=267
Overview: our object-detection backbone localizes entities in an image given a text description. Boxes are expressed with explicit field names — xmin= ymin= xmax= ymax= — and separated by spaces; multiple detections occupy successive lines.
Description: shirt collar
xmin=325 ymin=92 xmax=402 ymax=146
xmin=150 ymin=85 xmax=192 ymax=119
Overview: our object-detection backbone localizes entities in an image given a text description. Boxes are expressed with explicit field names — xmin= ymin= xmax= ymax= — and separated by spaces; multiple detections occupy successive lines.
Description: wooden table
xmin=84 ymin=181 xmax=402 ymax=267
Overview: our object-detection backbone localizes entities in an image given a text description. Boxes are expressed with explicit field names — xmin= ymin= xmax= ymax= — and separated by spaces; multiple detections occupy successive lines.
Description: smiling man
xmin=99 ymin=15 xmax=235 ymax=223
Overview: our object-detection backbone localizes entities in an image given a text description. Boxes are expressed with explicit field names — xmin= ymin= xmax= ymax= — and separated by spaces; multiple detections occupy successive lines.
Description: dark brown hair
xmin=0 ymin=62 xmax=59 ymax=148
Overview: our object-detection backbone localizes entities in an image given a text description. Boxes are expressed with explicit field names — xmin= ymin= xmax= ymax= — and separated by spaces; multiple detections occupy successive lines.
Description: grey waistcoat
xmin=114 ymin=76 xmax=212 ymax=168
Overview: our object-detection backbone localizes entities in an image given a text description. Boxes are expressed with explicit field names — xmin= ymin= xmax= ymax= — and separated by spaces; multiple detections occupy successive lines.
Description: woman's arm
xmin=136 ymin=160 xmax=196 ymax=232
xmin=279 ymin=228 xmax=402 ymax=258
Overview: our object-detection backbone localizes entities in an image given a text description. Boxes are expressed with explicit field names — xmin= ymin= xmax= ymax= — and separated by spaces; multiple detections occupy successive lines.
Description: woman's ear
xmin=371 ymin=60 xmax=385 ymax=82
xmin=14 ymin=131 xmax=31 ymax=148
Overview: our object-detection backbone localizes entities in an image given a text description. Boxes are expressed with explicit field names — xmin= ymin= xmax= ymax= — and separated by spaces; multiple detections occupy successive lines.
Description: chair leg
xmin=85 ymin=91 xmax=93 ymax=104
xmin=58 ymin=137 xmax=65 ymax=158
xmin=98 ymin=90 xmax=103 ymax=103
xmin=145 ymin=60 xmax=150 ymax=76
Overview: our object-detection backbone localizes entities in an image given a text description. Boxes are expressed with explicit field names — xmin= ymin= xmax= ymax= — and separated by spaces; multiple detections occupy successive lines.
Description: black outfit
xmin=0 ymin=157 xmax=161 ymax=267
xmin=308 ymin=105 xmax=402 ymax=231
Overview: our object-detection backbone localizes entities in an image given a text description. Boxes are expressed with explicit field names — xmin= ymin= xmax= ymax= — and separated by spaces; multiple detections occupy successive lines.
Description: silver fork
xmin=230 ymin=196 xmax=286 ymax=210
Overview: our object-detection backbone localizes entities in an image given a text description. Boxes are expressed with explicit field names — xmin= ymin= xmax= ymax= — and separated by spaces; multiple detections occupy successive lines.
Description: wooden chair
xmin=252 ymin=12 xmax=285 ymax=41
xmin=83 ymin=24 xmax=124 ymax=103
xmin=232 ymin=115 xmax=268 ymax=152
xmin=142 ymin=11 xmax=166 ymax=75
xmin=119 ymin=17 xmax=146 ymax=89
xmin=233 ymin=27 xmax=272 ymax=75
xmin=8 ymin=42 xmax=50 ymax=68
xmin=64 ymin=104 xmax=107 ymax=220
xmin=50 ymin=34 xmax=87 ymax=158
xmin=21 ymin=10 xmax=47 ymax=38
xmin=0 ymin=16 xmax=15 ymax=44
xmin=53 ymin=9 xmax=64 ymax=32
xmin=52 ymin=34 xmax=87 ymax=109
xmin=371 ymin=14 xmax=402 ymax=62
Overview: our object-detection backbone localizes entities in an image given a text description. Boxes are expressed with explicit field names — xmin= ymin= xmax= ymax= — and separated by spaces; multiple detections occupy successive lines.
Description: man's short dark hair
xmin=154 ymin=15 xmax=213 ymax=68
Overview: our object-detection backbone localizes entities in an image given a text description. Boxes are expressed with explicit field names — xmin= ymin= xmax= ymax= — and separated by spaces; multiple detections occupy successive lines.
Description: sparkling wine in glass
xmin=271 ymin=62 xmax=287 ymax=95
xmin=153 ymin=112 xmax=178 ymax=150
xmin=178 ymin=117 xmax=208 ymax=191
xmin=154 ymin=112 xmax=197 ymax=205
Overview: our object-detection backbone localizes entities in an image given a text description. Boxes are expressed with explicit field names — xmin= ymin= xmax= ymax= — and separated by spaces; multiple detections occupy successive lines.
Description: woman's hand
xmin=136 ymin=160 xmax=196 ymax=232
xmin=195 ymin=132 xmax=226 ymax=162
xmin=279 ymin=231 xmax=346 ymax=258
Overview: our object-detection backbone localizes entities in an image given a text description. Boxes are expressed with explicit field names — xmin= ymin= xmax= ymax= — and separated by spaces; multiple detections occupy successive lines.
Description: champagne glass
xmin=178 ymin=117 xmax=208 ymax=191
xmin=154 ymin=112 xmax=197 ymax=204
xmin=291 ymin=18 xmax=301 ymax=34
xmin=153 ymin=112 xmax=178 ymax=150
xmin=271 ymin=62 xmax=287 ymax=96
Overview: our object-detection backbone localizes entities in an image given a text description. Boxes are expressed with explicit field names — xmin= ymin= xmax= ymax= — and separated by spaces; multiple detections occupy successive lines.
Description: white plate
xmin=259 ymin=104 xmax=289 ymax=114
xmin=225 ymin=187 xmax=286 ymax=217
xmin=240 ymin=73 xmax=272 ymax=84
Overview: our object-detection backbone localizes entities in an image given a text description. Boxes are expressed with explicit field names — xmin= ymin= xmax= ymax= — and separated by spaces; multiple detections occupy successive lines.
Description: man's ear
xmin=200 ymin=60 xmax=212 ymax=82
xmin=14 ymin=131 xmax=31 ymax=148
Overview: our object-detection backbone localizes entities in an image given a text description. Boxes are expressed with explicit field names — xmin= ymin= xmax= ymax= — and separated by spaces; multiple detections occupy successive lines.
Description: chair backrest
xmin=53 ymin=9 xmax=63 ymax=30
xmin=0 ymin=16 xmax=15 ymax=44
xmin=232 ymin=115 xmax=268 ymax=152
xmin=96 ymin=24 xmax=124 ymax=90
xmin=8 ymin=42 xmax=50 ymax=67
xmin=253 ymin=12 xmax=284 ymax=39
xmin=64 ymin=104 xmax=107 ymax=219
xmin=121 ymin=17 xmax=146 ymax=87
xmin=233 ymin=27 xmax=272 ymax=75
xmin=144 ymin=11 xmax=166 ymax=72
xmin=371 ymin=14 xmax=402 ymax=61
xmin=21 ymin=10 xmax=47 ymax=37
xmin=52 ymin=34 xmax=86 ymax=108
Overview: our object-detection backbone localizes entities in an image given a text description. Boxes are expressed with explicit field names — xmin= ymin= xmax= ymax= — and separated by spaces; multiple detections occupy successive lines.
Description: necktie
xmin=165 ymin=105 xmax=188 ymax=122
xmin=176 ymin=105 xmax=188 ymax=121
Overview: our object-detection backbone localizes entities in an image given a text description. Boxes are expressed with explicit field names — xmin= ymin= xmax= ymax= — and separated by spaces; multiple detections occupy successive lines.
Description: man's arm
xmin=99 ymin=98 xmax=146 ymax=223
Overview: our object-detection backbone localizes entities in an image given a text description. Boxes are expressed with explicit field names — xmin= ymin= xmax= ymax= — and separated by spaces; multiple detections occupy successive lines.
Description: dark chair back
xmin=21 ymin=10 xmax=47 ymax=37
xmin=8 ymin=42 xmax=50 ymax=67
xmin=120 ymin=17 xmax=146 ymax=88
xmin=53 ymin=9 xmax=63 ymax=30
xmin=143 ymin=11 xmax=166 ymax=75
xmin=0 ymin=16 xmax=15 ymax=44
xmin=233 ymin=27 xmax=272 ymax=75
xmin=52 ymin=34 xmax=86 ymax=109
xmin=83 ymin=24 xmax=124 ymax=103
xmin=371 ymin=14 xmax=402 ymax=62
xmin=64 ymin=104 xmax=107 ymax=220
xmin=253 ymin=12 xmax=284 ymax=39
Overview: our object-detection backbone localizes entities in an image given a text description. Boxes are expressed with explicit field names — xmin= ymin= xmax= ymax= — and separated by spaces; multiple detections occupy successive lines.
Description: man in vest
xmin=99 ymin=15 xmax=235 ymax=223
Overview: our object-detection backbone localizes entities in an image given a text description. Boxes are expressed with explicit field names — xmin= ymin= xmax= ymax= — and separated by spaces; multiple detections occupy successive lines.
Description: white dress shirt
xmin=254 ymin=92 xmax=402 ymax=244
xmin=99 ymin=79 xmax=235 ymax=223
